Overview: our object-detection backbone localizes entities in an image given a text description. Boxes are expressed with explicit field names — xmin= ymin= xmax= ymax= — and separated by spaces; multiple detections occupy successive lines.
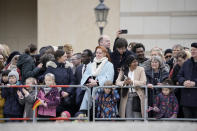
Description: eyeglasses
xmin=165 ymin=55 xmax=172 ymax=59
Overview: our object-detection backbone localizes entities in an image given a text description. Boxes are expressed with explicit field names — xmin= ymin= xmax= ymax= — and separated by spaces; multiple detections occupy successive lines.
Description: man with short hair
xmin=178 ymin=43 xmax=197 ymax=118
xmin=167 ymin=44 xmax=184 ymax=71
xmin=98 ymin=35 xmax=111 ymax=54
xmin=71 ymin=53 xmax=82 ymax=74
xmin=74 ymin=49 xmax=93 ymax=113
xmin=111 ymin=38 xmax=135 ymax=83
xmin=132 ymin=43 xmax=148 ymax=66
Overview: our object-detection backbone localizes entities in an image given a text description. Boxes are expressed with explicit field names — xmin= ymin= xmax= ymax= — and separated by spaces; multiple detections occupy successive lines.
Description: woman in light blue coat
xmin=80 ymin=46 xmax=114 ymax=112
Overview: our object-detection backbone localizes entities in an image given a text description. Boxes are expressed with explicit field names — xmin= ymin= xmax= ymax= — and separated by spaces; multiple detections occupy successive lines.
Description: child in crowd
xmin=73 ymin=112 xmax=88 ymax=122
xmin=1 ymin=70 xmax=11 ymax=85
xmin=95 ymin=81 xmax=120 ymax=118
xmin=37 ymin=73 xmax=60 ymax=118
xmin=0 ymin=86 xmax=5 ymax=122
xmin=56 ymin=111 xmax=71 ymax=123
xmin=1 ymin=70 xmax=24 ymax=121
xmin=17 ymin=77 xmax=37 ymax=118
xmin=0 ymin=70 xmax=10 ymax=122
xmin=148 ymin=80 xmax=179 ymax=118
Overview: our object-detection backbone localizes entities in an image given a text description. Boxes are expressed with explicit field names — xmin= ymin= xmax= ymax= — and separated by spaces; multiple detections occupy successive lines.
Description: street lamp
xmin=94 ymin=0 xmax=109 ymax=35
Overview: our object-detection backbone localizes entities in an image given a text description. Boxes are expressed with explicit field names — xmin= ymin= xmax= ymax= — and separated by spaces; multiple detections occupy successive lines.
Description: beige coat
xmin=116 ymin=66 xmax=147 ymax=118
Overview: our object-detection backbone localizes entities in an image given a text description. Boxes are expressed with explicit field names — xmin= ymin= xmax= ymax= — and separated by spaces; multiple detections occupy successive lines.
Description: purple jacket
xmin=37 ymin=87 xmax=60 ymax=117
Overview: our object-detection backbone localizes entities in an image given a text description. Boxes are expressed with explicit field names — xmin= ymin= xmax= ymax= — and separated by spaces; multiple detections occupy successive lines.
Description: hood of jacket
xmin=17 ymin=53 xmax=32 ymax=69
xmin=46 ymin=61 xmax=72 ymax=69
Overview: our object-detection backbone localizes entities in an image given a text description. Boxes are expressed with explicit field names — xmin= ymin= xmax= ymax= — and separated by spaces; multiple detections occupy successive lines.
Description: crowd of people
xmin=0 ymin=32 xmax=197 ymax=122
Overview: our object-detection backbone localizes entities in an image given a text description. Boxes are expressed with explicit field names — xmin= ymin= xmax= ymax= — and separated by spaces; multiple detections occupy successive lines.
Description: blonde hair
xmin=104 ymin=80 xmax=113 ymax=86
xmin=0 ymin=44 xmax=10 ymax=60
xmin=150 ymin=47 xmax=165 ymax=62
xmin=63 ymin=44 xmax=73 ymax=53
xmin=45 ymin=73 xmax=55 ymax=81
xmin=185 ymin=50 xmax=191 ymax=59
xmin=25 ymin=77 xmax=37 ymax=85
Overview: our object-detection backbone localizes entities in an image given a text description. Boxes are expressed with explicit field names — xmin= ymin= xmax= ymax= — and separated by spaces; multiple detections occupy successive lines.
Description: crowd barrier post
xmin=144 ymin=85 xmax=148 ymax=122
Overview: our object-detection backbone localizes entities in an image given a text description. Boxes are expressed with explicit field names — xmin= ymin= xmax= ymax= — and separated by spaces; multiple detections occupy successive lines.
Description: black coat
xmin=43 ymin=61 xmax=75 ymax=95
xmin=111 ymin=50 xmax=134 ymax=83
xmin=171 ymin=64 xmax=181 ymax=85
xmin=17 ymin=53 xmax=40 ymax=83
xmin=178 ymin=58 xmax=197 ymax=107
xmin=2 ymin=87 xmax=24 ymax=116
xmin=43 ymin=61 xmax=75 ymax=116
xmin=74 ymin=64 xmax=85 ymax=111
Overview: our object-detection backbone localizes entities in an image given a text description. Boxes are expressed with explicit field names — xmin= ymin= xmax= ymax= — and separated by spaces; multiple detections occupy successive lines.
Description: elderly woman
xmin=116 ymin=55 xmax=146 ymax=118
xmin=79 ymin=46 xmax=114 ymax=113
xmin=142 ymin=47 xmax=170 ymax=73
xmin=145 ymin=56 xmax=169 ymax=117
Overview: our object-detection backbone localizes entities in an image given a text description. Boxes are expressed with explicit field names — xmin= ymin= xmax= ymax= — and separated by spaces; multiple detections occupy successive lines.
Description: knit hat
xmin=61 ymin=111 xmax=71 ymax=119
xmin=191 ymin=43 xmax=197 ymax=48
xmin=164 ymin=49 xmax=172 ymax=56
xmin=8 ymin=70 xmax=19 ymax=81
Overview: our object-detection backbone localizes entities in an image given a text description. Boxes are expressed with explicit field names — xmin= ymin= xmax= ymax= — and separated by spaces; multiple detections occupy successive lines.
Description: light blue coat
xmin=80 ymin=61 xmax=114 ymax=110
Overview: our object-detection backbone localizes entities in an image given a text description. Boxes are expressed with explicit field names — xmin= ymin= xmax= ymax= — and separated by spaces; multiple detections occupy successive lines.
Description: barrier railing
xmin=92 ymin=85 xmax=197 ymax=122
xmin=0 ymin=85 xmax=90 ymax=123
xmin=1 ymin=85 xmax=197 ymax=122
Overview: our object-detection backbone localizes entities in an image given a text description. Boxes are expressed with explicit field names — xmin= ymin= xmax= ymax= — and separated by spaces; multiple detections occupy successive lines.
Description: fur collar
xmin=92 ymin=57 xmax=108 ymax=76
xmin=46 ymin=61 xmax=73 ymax=68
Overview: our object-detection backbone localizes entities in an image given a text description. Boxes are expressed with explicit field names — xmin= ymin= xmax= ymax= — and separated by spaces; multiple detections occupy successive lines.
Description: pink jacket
xmin=37 ymin=88 xmax=60 ymax=117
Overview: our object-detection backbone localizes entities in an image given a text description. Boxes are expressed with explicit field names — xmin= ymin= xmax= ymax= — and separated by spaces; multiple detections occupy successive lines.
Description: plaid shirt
xmin=153 ymin=92 xmax=179 ymax=118
xmin=95 ymin=89 xmax=120 ymax=118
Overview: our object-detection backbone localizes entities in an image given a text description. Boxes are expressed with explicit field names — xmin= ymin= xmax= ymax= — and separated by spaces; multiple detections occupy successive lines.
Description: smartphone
xmin=124 ymin=75 xmax=128 ymax=80
xmin=120 ymin=29 xmax=128 ymax=34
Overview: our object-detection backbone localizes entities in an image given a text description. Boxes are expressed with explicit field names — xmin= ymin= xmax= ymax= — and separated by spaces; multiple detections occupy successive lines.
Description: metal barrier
xmin=0 ymin=85 xmax=90 ymax=123
xmin=1 ymin=84 xmax=197 ymax=122
xmin=92 ymin=85 xmax=197 ymax=122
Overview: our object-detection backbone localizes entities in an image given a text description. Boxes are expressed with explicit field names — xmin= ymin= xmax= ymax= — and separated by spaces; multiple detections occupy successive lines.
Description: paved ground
xmin=1 ymin=122 xmax=197 ymax=131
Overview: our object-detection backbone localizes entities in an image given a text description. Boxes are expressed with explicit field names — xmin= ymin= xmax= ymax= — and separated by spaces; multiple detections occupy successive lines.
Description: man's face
xmin=165 ymin=53 xmax=172 ymax=62
xmin=172 ymin=47 xmax=181 ymax=57
xmin=71 ymin=55 xmax=81 ymax=66
xmin=191 ymin=47 xmax=197 ymax=59
xmin=117 ymin=47 xmax=126 ymax=55
xmin=136 ymin=47 xmax=145 ymax=59
xmin=100 ymin=36 xmax=111 ymax=49
xmin=81 ymin=51 xmax=91 ymax=65
xmin=66 ymin=51 xmax=73 ymax=59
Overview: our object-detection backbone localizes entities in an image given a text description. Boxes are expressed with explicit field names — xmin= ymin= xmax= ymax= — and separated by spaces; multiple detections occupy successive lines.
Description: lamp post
xmin=94 ymin=0 xmax=109 ymax=35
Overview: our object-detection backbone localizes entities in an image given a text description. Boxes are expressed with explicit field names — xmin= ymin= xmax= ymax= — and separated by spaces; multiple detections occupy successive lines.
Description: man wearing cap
xmin=178 ymin=42 xmax=197 ymax=118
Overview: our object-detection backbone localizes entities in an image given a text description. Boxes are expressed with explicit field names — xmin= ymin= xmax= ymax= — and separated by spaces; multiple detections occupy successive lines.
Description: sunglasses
xmin=165 ymin=55 xmax=172 ymax=59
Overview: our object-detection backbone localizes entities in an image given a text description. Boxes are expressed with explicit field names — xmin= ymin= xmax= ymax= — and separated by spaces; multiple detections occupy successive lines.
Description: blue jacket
xmin=2 ymin=82 xmax=24 ymax=116
xmin=178 ymin=58 xmax=197 ymax=107
xmin=80 ymin=60 xmax=114 ymax=110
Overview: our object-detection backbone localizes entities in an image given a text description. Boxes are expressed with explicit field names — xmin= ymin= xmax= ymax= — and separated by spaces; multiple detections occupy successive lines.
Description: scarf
xmin=92 ymin=57 xmax=108 ymax=76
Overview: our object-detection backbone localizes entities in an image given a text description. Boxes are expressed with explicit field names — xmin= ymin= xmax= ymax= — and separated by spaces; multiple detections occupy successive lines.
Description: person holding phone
xmin=116 ymin=55 xmax=146 ymax=118
xmin=111 ymin=38 xmax=135 ymax=84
